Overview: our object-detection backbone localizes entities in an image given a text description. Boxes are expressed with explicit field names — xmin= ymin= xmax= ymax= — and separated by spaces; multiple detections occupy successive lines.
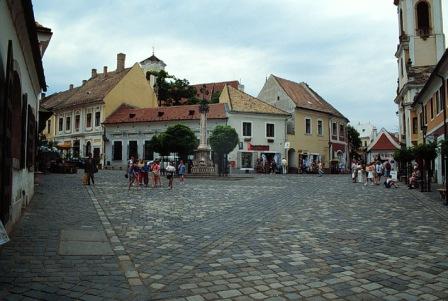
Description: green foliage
xmin=210 ymin=125 xmax=239 ymax=155
xmin=440 ymin=139 xmax=448 ymax=157
xmin=210 ymin=91 xmax=221 ymax=104
xmin=186 ymin=97 xmax=200 ymax=105
xmin=148 ymin=133 xmax=170 ymax=156
xmin=394 ymin=147 xmax=414 ymax=163
xmin=413 ymin=142 xmax=438 ymax=161
xmin=347 ymin=125 xmax=362 ymax=159
xmin=152 ymin=70 xmax=196 ymax=106
xmin=164 ymin=124 xmax=198 ymax=159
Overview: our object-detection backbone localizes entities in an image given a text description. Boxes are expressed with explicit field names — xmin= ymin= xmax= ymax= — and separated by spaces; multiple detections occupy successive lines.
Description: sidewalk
xmin=0 ymin=173 xmax=139 ymax=300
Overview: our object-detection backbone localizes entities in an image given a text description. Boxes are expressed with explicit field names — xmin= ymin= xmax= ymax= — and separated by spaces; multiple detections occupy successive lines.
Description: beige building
xmin=258 ymin=75 xmax=349 ymax=173
xmin=40 ymin=53 xmax=158 ymax=164
xmin=394 ymin=0 xmax=445 ymax=147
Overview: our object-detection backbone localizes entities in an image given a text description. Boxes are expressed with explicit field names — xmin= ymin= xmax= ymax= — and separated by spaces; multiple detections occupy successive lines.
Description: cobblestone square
xmin=2 ymin=171 xmax=448 ymax=300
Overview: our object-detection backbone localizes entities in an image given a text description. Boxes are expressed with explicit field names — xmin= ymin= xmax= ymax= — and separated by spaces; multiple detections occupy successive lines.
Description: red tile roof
xmin=103 ymin=103 xmax=227 ymax=124
xmin=370 ymin=131 xmax=400 ymax=151
xmin=192 ymin=81 xmax=240 ymax=101
xmin=273 ymin=75 xmax=348 ymax=121
xmin=40 ymin=68 xmax=131 ymax=110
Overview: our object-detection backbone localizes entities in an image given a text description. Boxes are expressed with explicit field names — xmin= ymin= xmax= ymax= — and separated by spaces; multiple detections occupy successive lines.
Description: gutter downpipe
xmin=436 ymin=73 xmax=448 ymax=205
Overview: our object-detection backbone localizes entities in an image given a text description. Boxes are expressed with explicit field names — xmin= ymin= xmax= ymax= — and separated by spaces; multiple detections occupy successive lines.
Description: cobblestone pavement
xmin=2 ymin=171 xmax=448 ymax=300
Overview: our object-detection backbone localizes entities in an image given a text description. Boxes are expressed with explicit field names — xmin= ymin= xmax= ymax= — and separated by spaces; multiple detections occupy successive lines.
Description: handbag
xmin=124 ymin=173 xmax=128 ymax=179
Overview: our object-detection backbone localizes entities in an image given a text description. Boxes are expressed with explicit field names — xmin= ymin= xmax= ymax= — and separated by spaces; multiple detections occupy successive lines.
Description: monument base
xmin=191 ymin=148 xmax=216 ymax=175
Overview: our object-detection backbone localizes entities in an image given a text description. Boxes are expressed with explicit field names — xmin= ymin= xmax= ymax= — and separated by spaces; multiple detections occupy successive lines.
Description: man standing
xmin=84 ymin=153 xmax=97 ymax=185
xmin=318 ymin=161 xmax=324 ymax=177
xmin=178 ymin=160 xmax=186 ymax=184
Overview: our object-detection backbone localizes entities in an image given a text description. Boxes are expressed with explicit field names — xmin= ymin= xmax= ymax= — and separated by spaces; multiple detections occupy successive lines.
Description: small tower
xmin=394 ymin=0 xmax=445 ymax=147
xmin=140 ymin=49 xmax=167 ymax=87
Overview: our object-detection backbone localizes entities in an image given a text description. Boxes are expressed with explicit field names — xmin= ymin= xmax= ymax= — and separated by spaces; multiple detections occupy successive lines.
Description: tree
xmin=164 ymin=124 xmax=198 ymax=161
xmin=347 ymin=125 xmax=362 ymax=160
xmin=210 ymin=91 xmax=221 ymax=104
xmin=148 ymin=133 xmax=170 ymax=157
xmin=413 ymin=142 xmax=437 ymax=191
xmin=151 ymin=70 xmax=196 ymax=106
xmin=210 ymin=125 xmax=239 ymax=176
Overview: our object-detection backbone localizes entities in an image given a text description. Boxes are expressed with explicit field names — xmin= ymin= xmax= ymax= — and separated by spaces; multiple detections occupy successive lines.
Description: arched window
xmin=416 ymin=1 xmax=431 ymax=36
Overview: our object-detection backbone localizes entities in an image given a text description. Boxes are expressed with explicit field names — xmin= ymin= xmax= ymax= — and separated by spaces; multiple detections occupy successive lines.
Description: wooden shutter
xmin=20 ymin=93 xmax=28 ymax=168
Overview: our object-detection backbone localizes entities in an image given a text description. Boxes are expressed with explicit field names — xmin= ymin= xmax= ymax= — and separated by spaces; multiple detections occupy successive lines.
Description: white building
xmin=354 ymin=122 xmax=378 ymax=148
xmin=103 ymin=104 xmax=227 ymax=168
xmin=1 ymin=0 xmax=50 ymax=232
xmin=366 ymin=128 xmax=401 ymax=163
xmin=219 ymin=85 xmax=290 ymax=172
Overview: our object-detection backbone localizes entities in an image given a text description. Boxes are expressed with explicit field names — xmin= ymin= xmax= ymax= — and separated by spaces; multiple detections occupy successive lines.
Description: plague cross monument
xmin=192 ymin=87 xmax=216 ymax=175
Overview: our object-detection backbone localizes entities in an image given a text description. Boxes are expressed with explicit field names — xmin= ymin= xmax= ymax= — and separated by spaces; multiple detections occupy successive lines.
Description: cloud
xmin=34 ymin=0 xmax=448 ymax=131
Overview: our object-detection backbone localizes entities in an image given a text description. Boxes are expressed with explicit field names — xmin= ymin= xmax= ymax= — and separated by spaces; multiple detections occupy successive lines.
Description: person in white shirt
xmin=281 ymin=158 xmax=287 ymax=174
xmin=165 ymin=162 xmax=176 ymax=190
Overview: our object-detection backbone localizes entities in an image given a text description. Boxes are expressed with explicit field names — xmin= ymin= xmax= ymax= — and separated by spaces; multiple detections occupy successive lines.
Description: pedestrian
xmin=84 ymin=153 xmax=97 ymax=185
xmin=317 ymin=161 xmax=324 ymax=177
xmin=128 ymin=161 xmax=138 ymax=191
xmin=281 ymin=158 xmax=288 ymax=174
xmin=178 ymin=160 xmax=186 ymax=184
xmin=366 ymin=163 xmax=374 ymax=185
xmin=271 ymin=160 xmax=277 ymax=174
xmin=166 ymin=162 xmax=176 ymax=190
xmin=384 ymin=160 xmax=392 ymax=178
xmin=375 ymin=161 xmax=383 ymax=185
xmin=351 ymin=160 xmax=358 ymax=183
xmin=142 ymin=161 xmax=150 ymax=187
xmin=152 ymin=160 xmax=161 ymax=188
xmin=384 ymin=175 xmax=398 ymax=188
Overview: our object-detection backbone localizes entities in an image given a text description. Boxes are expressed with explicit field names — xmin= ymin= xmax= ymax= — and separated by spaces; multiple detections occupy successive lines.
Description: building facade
xmin=102 ymin=104 xmax=227 ymax=168
xmin=219 ymin=85 xmax=289 ymax=172
xmin=394 ymin=0 xmax=445 ymax=147
xmin=354 ymin=122 xmax=378 ymax=148
xmin=0 ymin=0 xmax=50 ymax=231
xmin=41 ymin=53 xmax=158 ymax=164
xmin=366 ymin=129 xmax=401 ymax=163
xmin=258 ymin=75 xmax=349 ymax=172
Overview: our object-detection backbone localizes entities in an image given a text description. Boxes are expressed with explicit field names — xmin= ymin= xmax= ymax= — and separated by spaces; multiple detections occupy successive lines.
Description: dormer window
xmin=158 ymin=111 xmax=164 ymax=117
xmin=188 ymin=110 xmax=195 ymax=116
xmin=416 ymin=1 xmax=431 ymax=37
xmin=129 ymin=113 xmax=136 ymax=119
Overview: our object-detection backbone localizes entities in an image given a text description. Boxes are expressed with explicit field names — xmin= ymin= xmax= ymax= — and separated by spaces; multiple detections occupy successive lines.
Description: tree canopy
xmin=164 ymin=124 xmax=198 ymax=159
xmin=347 ymin=125 xmax=362 ymax=159
xmin=210 ymin=125 xmax=239 ymax=155
xmin=149 ymin=70 xmax=196 ymax=106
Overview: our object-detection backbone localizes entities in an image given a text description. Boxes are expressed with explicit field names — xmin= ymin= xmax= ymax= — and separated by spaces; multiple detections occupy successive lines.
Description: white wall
xmin=1 ymin=1 xmax=43 ymax=228
xmin=226 ymin=112 xmax=287 ymax=170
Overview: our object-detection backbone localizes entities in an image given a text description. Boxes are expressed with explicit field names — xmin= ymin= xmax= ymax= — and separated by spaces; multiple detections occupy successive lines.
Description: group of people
xmin=351 ymin=160 xmax=398 ymax=188
xmin=127 ymin=157 xmax=186 ymax=190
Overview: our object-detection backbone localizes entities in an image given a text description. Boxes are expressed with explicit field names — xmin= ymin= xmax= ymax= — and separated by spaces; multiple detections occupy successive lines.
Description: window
xmin=86 ymin=113 xmax=92 ymax=128
xmin=241 ymin=152 xmax=253 ymax=169
xmin=129 ymin=141 xmax=138 ymax=159
xmin=112 ymin=141 xmax=122 ymax=161
xmin=95 ymin=111 xmax=100 ymax=127
xmin=75 ymin=115 xmax=80 ymax=131
xmin=399 ymin=9 xmax=404 ymax=35
xmin=412 ymin=117 xmax=418 ymax=134
xmin=436 ymin=91 xmax=441 ymax=113
xmin=317 ymin=120 xmax=323 ymax=136
xmin=332 ymin=122 xmax=338 ymax=139
xmin=66 ymin=116 xmax=71 ymax=131
xmin=266 ymin=123 xmax=274 ymax=138
xmin=339 ymin=124 xmax=345 ymax=141
xmin=430 ymin=98 xmax=434 ymax=119
xmin=242 ymin=122 xmax=252 ymax=137
xmin=416 ymin=1 xmax=430 ymax=36
xmin=305 ymin=118 xmax=311 ymax=135
xmin=47 ymin=119 xmax=51 ymax=134
xmin=58 ymin=117 xmax=63 ymax=132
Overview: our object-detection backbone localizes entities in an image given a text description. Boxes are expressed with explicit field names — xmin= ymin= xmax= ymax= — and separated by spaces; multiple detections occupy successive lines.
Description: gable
xmin=370 ymin=133 xmax=400 ymax=151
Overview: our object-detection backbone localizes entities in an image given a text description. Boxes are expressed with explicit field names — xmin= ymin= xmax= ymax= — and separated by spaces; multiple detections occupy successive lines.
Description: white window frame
xmin=305 ymin=117 xmax=312 ymax=135
xmin=265 ymin=122 xmax=275 ymax=139
xmin=58 ymin=117 xmax=64 ymax=133
xmin=65 ymin=115 xmax=71 ymax=133
xmin=332 ymin=122 xmax=338 ymax=139
xmin=86 ymin=112 xmax=93 ymax=130
xmin=94 ymin=111 xmax=101 ymax=128
xmin=317 ymin=119 xmax=323 ymax=136
xmin=241 ymin=121 xmax=253 ymax=138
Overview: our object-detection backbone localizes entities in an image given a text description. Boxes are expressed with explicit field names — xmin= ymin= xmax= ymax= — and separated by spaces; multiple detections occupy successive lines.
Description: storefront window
xmin=241 ymin=152 xmax=253 ymax=168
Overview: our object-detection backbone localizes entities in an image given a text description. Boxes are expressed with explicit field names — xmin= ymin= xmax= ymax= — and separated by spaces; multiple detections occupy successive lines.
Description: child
xmin=384 ymin=176 xmax=398 ymax=188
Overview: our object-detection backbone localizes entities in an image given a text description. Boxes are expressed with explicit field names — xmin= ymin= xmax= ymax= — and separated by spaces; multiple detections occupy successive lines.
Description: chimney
xmin=103 ymin=66 xmax=108 ymax=77
xmin=82 ymin=80 xmax=87 ymax=85
xmin=69 ymin=84 xmax=74 ymax=90
xmin=116 ymin=53 xmax=125 ymax=71
xmin=91 ymin=68 xmax=97 ymax=78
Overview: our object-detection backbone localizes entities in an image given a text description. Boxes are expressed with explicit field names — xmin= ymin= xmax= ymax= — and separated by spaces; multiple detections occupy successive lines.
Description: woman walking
xmin=152 ymin=160 xmax=161 ymax=188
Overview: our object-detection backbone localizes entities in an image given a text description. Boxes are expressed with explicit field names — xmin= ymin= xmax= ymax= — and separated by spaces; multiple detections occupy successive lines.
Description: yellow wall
xmin=103 ymin=63 xmax=158 ymax=117
xmin=291 ymin=110 xmax=331 ymax=165
xmin=43 ymin=115 xmax=56 ymax=141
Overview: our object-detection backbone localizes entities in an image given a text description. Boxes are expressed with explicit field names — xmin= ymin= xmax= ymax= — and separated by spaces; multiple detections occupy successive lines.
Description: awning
xmin=331 ymin=143 xmax=346 ymax=152
xmin=56 ymin=143 xmax=72 ymax=150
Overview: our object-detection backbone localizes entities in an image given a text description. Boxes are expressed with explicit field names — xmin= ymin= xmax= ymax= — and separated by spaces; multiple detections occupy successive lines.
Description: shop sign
xmin=248 ymin=144 xmax=269 ymax=151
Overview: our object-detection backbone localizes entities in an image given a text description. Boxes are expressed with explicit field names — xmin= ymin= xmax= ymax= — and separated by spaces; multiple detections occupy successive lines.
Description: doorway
xmin=85 ymin=141 xmax=91 ymax=156
xmin=129 ymin=141 xmax=138 ymax=159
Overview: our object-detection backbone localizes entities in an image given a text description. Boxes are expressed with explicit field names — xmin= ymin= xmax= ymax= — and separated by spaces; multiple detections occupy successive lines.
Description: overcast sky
xmin=34 ymin=1 xmax=448 ymax=131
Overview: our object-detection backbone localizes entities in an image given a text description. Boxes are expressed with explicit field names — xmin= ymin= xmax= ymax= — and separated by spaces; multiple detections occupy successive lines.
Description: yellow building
xmin=258 ymin=75 xmax=349 ymax=173
xmin=40 ymin=53 xmax=157 ymax=164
